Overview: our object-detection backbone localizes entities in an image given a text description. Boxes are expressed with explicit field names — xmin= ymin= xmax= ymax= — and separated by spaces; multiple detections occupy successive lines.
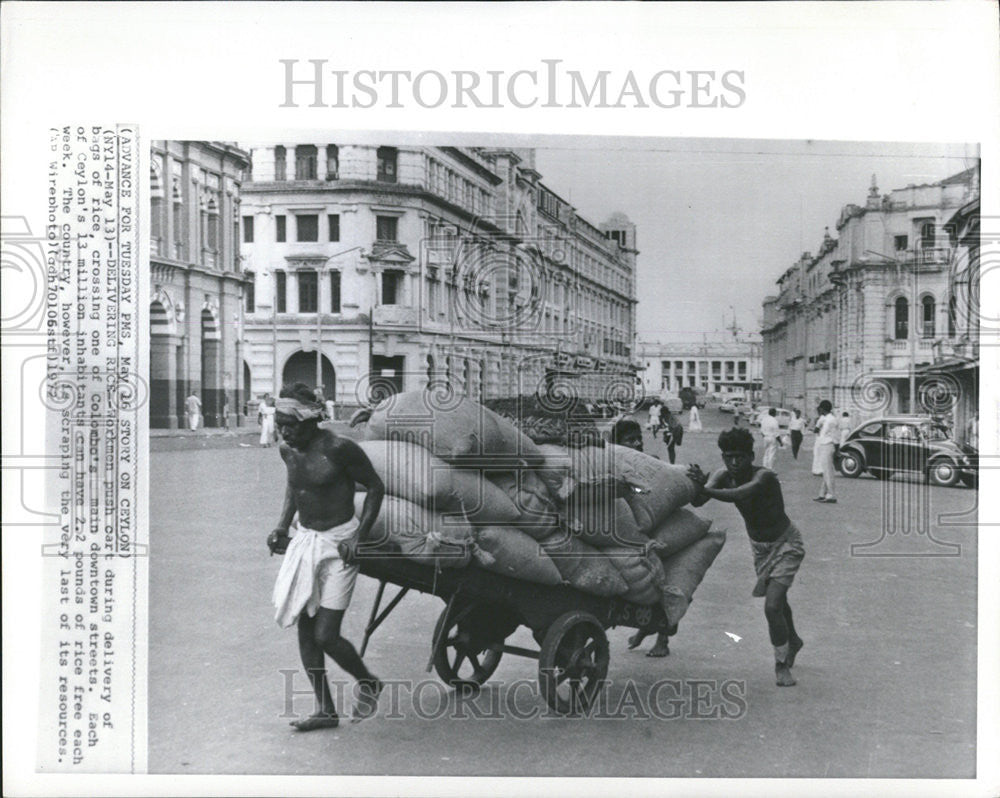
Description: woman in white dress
xmin=688 ymin=404 xmax=703 ymax=432
xmin=259 ymin=397 xmax=277 ymax=447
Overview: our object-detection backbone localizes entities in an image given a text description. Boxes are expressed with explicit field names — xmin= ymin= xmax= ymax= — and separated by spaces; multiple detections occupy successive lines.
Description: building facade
xmin=148 ymin=141 xmax=251 ymax=429
xmin=761 ymin=169 xmax=979 ymax=434
xmin=637 ymin=339 xmax=762 ymax=399
xmin=240 ymin=143 xmax=638 ymax=414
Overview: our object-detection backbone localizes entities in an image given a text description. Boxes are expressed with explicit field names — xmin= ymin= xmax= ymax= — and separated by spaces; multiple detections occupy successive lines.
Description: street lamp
xmin=315 ymin=246 xmax=366 ymax=405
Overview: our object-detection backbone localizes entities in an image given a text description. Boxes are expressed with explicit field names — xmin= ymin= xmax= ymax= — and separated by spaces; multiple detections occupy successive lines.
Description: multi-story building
xmin=239 ymin=143 xmax=638 ymax=414
xmin=637 ymin=339 xmax=762 ymax=398
xmin=148 ymin=141 xmax=251 ymax=429
xmin=761 ymin=168 xmax=979 ymax=431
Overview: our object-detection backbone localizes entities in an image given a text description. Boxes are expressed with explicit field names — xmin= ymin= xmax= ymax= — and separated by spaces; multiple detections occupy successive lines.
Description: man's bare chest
xmin=287 ymin=449 xmax=343 ymax=487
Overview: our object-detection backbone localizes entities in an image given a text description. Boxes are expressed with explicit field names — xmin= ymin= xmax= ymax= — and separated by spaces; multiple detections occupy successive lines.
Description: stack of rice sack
xmin=536 ymin=442 xmax=726 ymax=628
xmin=354 ymin=390 xmax=724 ymax=625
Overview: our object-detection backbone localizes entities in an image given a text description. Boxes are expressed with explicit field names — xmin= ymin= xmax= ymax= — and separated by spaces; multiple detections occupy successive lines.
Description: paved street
xmin=149 ymin=409 xmax=977 ymax=777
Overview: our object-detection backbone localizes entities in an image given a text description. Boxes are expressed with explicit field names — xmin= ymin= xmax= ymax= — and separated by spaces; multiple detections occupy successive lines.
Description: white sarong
xmin=272 ymin=516 xmax=360 ymax=628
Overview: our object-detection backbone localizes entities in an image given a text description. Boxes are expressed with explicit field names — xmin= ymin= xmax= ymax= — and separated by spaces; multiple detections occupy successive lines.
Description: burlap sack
xmin=649 ymin=508 xmax=713 ymax=559
xmin=603 ymin=546 xmax=662 ymax=606
xmin=537 ymin=443 xmax=695 ymax=535
xmin=658 ymin=531 xmax=727 ymax=627
xmin=566 ymin=498 xmax=647 ymax=549
xmin=538 ymin=530 xmax=629 ymax=597
xmin=358 ymin=439 xmax=521 ymax=527
xmin=486 ymin=469 xmax=558 ymax=540
xmin=473 ymin=525 xmax=563 ymax=585
xmin=354 ymin=493 xmax=475 ymax=569
xmin=610 ymin=445 xmax=697 ymax=534
xmin=365 ymin=389 xmax=545 ymax=463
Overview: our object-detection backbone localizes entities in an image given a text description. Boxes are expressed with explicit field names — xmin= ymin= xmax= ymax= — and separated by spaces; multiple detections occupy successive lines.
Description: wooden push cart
xmin=356 ymin=548 xmax=675 ymax=715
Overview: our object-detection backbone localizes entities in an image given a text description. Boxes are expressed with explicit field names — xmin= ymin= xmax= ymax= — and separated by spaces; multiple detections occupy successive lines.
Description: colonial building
xmin=637 ymin=339 xmax=762 ymax=398
xmin=925 ymin=194 xmax=980 ymax=442
xmin=148 ymin=141 xmax=251 ymax=429
xmin=761 ymin=168 xmax=979 ymax=431
xmin=239 ymin=144 xmax=638 ymax=414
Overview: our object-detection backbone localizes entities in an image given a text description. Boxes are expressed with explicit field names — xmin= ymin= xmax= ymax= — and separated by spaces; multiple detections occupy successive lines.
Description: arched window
xmin=921 ymin=295 xmax=935 ymax=338
xmin=894 ymin=297 xmax=909 ymax=340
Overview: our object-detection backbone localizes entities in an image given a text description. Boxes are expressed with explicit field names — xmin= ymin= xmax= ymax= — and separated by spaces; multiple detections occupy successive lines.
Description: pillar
xmin=150 ymin=334 xmax=182 ymax=429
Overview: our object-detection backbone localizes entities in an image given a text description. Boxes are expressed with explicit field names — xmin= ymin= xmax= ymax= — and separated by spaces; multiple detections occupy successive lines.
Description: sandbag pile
xmin=355 ymin=390 xmax=725 ymax=624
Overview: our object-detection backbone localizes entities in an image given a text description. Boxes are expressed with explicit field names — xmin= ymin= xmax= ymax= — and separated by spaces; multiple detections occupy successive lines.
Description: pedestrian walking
xmin=661 ymin=408 xmax=683 ymax=464
xmin=788 ymin=409 xmax=805 ymax=459
xmin=688 ymin=404 xmax=703 ymax=432
xmin=760 ymin=407 xmax=780 ymax=471
xmin=185 ymin=392 xmax=202 ymax=431
xmin=267 ymin=382 xmax=386 ymax=730
xmin=259 ymin=394 xmax=277 ymax=447
xmin=647 ymin=399 xmax=663 ymax=434
xmin=810 ymin=413 xmax=823 ymax=476
xmin=688 ymin=427 xmax=805 ymax=687
xmin=814 ymin=400 xmax=838 ymax=503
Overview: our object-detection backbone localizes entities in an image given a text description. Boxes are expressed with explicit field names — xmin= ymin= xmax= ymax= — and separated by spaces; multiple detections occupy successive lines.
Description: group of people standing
xmin=758 ymin=402 xmax=846 ymax=503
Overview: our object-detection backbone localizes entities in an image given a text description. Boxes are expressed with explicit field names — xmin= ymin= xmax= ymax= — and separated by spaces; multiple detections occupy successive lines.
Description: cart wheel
xmin=432 ymin=603 xmax=503 ymax=694
xmin=538 ymin=610 xmax=610 ymax=715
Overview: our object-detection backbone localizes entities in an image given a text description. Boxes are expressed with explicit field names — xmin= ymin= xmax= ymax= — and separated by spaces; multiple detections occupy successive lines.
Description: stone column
xmin=150 ymin=333 xmax=182 ymax=429
xmin=317 ymin=145 xmax=327 ymax=181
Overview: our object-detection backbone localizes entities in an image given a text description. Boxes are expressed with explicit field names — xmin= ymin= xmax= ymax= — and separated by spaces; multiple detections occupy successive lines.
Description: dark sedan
xmin=835 ymin=415 xmax=977 ymax=488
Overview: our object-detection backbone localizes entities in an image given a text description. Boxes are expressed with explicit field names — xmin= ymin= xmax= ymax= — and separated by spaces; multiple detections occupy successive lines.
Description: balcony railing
xmin=373 ymin=305 xmax=419 ymax=326
xmin=901 ymin=247 xmax=952 ymax=267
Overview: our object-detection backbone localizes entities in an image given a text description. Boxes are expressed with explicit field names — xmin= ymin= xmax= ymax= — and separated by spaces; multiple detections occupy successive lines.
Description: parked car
xmin=719 ymin=399 xmax=738 ymax=414
xmin=734 ymin=402 xmax=756 ymax=420
xmin=751 ymin=406 xmax=796 ymax=428
xmin=835 ymin=415 xmax=977 ymax=487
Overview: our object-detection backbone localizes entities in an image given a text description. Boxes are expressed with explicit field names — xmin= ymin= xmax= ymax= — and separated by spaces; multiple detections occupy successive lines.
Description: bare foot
xmin=775 ymin=663 xmax=796 ymax=687
xmin=646 ymin=634 xmax=670 ymax=657
xmin=290 ymin=711 xmax=339 ymax=732
xmin=351 ymin=678 xmax=384 ymax=723
xmin=627 ymin=631 xmax=648 ymax=650
xmin=787 ymin=637 xmax=803 ymax=668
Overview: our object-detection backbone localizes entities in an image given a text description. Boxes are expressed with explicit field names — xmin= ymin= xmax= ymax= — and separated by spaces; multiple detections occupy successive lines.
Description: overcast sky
xmin=533 ymin=139 xmax=978 ymax=345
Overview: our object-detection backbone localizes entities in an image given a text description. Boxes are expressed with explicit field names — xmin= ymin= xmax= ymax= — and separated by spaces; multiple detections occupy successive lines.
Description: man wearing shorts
xmin=688 ymin=427 xmax=804 ymax=687
xmin=267 ymin=382 xmax=386 ymax=730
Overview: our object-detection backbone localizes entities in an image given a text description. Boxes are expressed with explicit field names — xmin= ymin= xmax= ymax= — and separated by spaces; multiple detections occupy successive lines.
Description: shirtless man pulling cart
xmin=267 ymin=382 xmax=386 ymax=730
